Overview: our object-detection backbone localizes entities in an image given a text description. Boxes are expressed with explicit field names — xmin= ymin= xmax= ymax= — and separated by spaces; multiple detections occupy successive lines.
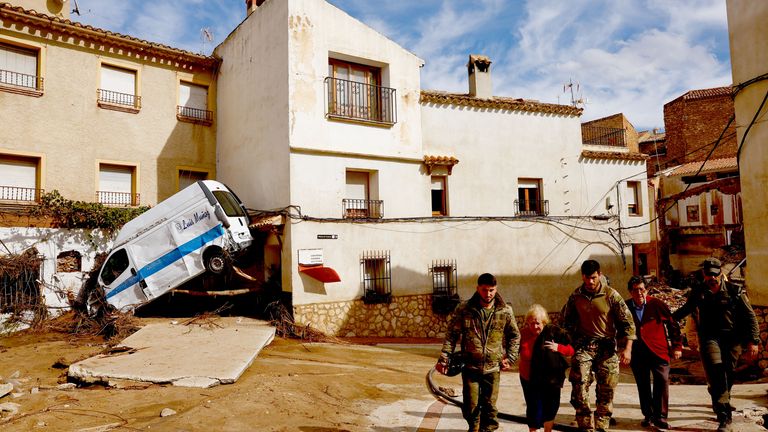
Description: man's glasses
xmin=704 ymin=271 xmax=720 ymax=277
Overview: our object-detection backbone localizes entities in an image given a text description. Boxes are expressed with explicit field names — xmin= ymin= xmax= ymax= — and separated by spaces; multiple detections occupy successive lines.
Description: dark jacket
xmin=672 ymin=277 xmax=759 ymax=345
xmin=530 ymin=324 xmax=572 ymax=388
xmin=441 ymin=292 xmax=521 ymax=373
xmin=626 ymin=296 xmax=682 ymax=362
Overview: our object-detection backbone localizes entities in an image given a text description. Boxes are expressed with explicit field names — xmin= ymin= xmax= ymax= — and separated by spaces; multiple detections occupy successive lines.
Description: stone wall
xmin=293 ymin=294 xmax=451 ymax=338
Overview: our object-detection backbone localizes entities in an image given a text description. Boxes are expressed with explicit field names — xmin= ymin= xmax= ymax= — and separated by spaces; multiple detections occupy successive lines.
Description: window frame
xmin=516 ymin=178 xmax=547 ymax=216
xmin=97 ymin=60 xmax=141 ymax=113
xmin=627 ymin=180 xmax=642 ymax=216
xmin=177 ymin=79 xmax=213 ymax=125
xmin=0 ymin=37 xmax=45 ymax=96
xmin=686 ymin=205 xmax=700 ymax=223
xmin=177 ymin=167 xmax=211 ymax=191
xmin=96 ymin=160 xmax=140 ymax=206
xmin=326 ymin=56 xmax=396 ymax=126
xmin=0 ymin=150 xmax=45 ymax=203
xmin=361 ymin=250 xmax=391 ymax=304
xmin=431 ymin=175 xmax=448 ymax=216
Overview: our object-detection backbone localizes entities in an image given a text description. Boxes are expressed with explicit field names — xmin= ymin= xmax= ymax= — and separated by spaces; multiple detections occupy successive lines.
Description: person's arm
xmin=611 ymin=292 xmax=636 ymax=366
xmin=436 ymin=308 xmax=463 ymax=373
xmin=658 ymin=300 xmax=683 ymax=360
xmin=735 ymin=289 xmax=760 ymax=359
xmin=503 ymin=307 xmax=521 ymax=366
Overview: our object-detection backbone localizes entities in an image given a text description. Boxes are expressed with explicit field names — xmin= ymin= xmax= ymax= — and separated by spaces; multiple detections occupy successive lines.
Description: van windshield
xmin=213 ymin=190 xmax=246 ymax=218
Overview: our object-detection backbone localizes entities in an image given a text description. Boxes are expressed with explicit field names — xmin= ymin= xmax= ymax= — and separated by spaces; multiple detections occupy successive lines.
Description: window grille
xmin=430 ymin=259 xmax=460 ymax=314
xmin=361 ymin=250 xmax=391 ymax=304
xmin=0 ymin=253 xmax=43 ymax=313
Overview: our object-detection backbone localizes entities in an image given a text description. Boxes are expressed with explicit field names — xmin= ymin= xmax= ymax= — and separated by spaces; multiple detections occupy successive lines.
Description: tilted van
xmin=95 ymin=180 xmax=253 ymax=311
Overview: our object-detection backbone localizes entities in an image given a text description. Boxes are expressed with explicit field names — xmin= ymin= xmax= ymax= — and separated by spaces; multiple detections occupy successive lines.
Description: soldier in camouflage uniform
xmin=561 ymin=260 xmax=635 ymax=431
xmin=436 ymin=273 xmax=521 ymax=432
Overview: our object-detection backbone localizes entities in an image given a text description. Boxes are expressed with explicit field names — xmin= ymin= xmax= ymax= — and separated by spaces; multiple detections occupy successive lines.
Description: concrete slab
xmin=68 ymin=317 xmax=275 ymax=388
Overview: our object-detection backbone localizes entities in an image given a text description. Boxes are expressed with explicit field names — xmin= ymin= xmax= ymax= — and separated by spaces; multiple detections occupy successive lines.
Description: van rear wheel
xmin=205 ymin=251 xmax=229 ymax=275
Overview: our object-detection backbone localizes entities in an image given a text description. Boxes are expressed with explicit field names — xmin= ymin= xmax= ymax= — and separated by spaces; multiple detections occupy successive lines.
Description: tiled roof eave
xmin=580 ymin=150 xmax=649 ymax=161
xmin=420 ymin=91 xmax=582 ymax=117
xmin=0 ymin=3 xmax=217 ymax=68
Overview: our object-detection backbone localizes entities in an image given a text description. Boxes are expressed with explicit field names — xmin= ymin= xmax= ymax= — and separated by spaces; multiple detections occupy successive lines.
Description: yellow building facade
xmin=0 ymin=2 xmax=218 ymax=210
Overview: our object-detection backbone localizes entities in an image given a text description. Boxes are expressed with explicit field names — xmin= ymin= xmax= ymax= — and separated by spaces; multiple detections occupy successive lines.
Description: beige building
xmin=1 ymin=1 xmax=218 ymax=210
xmin=726 ymin=1 xmax=768 ymax=307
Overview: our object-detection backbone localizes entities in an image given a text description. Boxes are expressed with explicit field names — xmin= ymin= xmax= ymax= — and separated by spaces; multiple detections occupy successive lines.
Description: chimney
xmin=467 ymin=54 xmax=492 ymax=98
xmin=246 ymin=0 xmax=268 ymax=16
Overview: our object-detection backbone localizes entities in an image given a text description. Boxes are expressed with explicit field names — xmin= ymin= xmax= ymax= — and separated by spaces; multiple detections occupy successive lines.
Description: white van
xmin=96 ymin=180 xmax=253 ymax=311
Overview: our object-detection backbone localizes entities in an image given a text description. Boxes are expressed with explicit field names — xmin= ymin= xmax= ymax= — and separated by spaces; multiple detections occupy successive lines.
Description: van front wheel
xmin=205 ymin=251 xmax=229 ymax=275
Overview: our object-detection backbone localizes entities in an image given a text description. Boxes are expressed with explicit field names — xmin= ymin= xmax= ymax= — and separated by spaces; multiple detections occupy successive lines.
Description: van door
xmin=101 ymin=248 xmax=147 ymax=309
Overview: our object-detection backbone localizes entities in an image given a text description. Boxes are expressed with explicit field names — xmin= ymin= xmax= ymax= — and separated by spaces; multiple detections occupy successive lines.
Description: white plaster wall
xmin=286 ymin=0 xmax=424 ymax=160
xmin=727 ymin=0 xmax=768 ymax=305
xmin=287 ymin=219 xmax=636 ymax=314
xmin=0 ymin=227 xmax=113 ymax=313
xmin=421 ymin=105 xmax=582 ymax=217
xmin=214 ymin=0 xmax=291 ymax=210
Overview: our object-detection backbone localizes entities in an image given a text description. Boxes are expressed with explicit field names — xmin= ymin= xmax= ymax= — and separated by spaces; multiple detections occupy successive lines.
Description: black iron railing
xmin=98 ymin=89 xmax=141 ymax=108
xmin=325 ymin=77 xmax=396 ymax=125
xmin=581 ymin=125 xmax=626 ymax=147
xmin=96 ymin=191 xmax=140 ymax=206
xmin=0 ymin=186 xmax=43 ymax=202
xmin=0 ymin=69 xmax=43 ymax=91
xmin=361 ymin=250 xmax=391 ymax=304
xmin=177 ymin=105 xmax=213 ymax=123
xmin=343 ymin=198 xmax=383 ymax=219
xmin=514 ymin=199 xmax=549 ymax=217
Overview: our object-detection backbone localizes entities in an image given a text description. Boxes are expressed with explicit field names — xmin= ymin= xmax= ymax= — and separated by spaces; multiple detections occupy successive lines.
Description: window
xmin=627 ymin=181 xmax=641 ymax=216
xmin=0 ymin=42 xmax=42 ymax=93
xmin=0 ymin=154 xmax=41 ymax=202
xmin=682 ymin=175 xmax=707 ymax=185
xmin=177 ymin=82 xmax=212 ymax=124
xmin=178 ymin=169 xmax=208 ymax=191
xmin=686 ymin=205 xmax=700 ymax=222
xmin=326 ymin=58 xmax=396 ymax=125
xmin=56 ymin=251 xmax=82 ymax=273
xmin=430 ymin=259 xmax=459 ymax=314
xmin=98 ymin=163 xmax=138 ymax=206
xmin=710 ymin=204 xmax=719 ymax=216
xmin=431 ymin=176 xmax=448 ymax=216
xmin=98 ymin=64 xmax=140 ymax=110
xmin=100 ymin=249 xmax=129 ymax=286
xmin=343 ymin=170 xmax=382 ymax=218
xmin=361 ymin=250 xmax=391 ymax=304
xmin=516 ymin=178 xmax=548 ymax=216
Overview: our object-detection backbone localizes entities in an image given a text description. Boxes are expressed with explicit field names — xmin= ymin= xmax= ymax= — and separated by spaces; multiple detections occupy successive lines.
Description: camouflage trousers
xmin=569 ymin=342 xmax=619 ymax=431
xmin=462 ymin=369 xmax=500 ymax=432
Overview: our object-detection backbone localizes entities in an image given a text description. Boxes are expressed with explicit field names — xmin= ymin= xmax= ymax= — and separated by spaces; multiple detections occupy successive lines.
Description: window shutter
xmin=100 ymin=65 xmax=135 ymax=95
xmin=99 ymin=165 xmax=132 ymax=193
xmin=345 ymin=171 xmax=369 ymax=200
xmin=179 ymin=82 xmax=208 ymax=110
xmin=0 ymin=157 xmax=36 ymax=188
xmin=0 ymin=44 xmax=37 ymax=76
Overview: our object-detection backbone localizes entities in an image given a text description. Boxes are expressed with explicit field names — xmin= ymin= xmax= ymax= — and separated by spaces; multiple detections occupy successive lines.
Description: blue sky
xmin=71 ymin=0 xmax=731 ymax=131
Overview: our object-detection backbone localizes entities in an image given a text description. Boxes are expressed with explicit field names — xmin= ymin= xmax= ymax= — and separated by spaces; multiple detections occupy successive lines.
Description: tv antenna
xmin=563 ymin=78 xmax=587 ymax=108
xmin=71 ymin=0 xmax=81 ymax=16
xmin=200 ymin=27 xmax=214 ymax=54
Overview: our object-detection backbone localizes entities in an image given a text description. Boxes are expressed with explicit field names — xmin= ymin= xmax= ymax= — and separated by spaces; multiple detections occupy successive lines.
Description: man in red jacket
xmin=625 ymin=276 xmax=682 ymax=430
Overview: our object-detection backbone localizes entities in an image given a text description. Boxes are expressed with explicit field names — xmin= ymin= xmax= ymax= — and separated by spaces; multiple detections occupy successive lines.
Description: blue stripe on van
xmin=105 ymin=224 xmax=226 ymax=300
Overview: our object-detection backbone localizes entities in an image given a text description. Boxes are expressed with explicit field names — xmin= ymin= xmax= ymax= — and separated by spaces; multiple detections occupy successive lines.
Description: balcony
xmin=0 ymin=69 xmax=43 ymax=96
xmin=581 ymin=125 xmax=626 ymax=147
xmin=342 ymin=199 xmax=383 ymax=219
xmin=97 ymin=89 xmax=141 ymax=113
xmin=177 ymin=105 xmax=213 ymax=125
xmin=514 ymin=199 xmax=549 ymax=217
xmin=325 ymin=77 xmax=396 ymax=126
xmin=96 ymin=191 xmax=140 ymax=207
xmin=0 ymin=186 xmax=43 ymax=203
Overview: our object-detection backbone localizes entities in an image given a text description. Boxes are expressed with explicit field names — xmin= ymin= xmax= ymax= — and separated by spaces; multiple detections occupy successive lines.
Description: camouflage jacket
xmin=440 ymin=292 xmax=520 ymax=373
xmin=561 ymin=282 xmax=636 ymax=348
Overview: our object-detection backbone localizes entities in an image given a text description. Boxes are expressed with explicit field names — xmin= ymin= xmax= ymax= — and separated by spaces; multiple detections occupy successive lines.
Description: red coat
xmin=626 ymin=296 xmax=682 ymax=362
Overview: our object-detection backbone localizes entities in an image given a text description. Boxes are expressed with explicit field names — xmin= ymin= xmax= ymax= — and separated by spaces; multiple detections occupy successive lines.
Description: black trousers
xmin=630 ymin=342 xmax=670 ymax=421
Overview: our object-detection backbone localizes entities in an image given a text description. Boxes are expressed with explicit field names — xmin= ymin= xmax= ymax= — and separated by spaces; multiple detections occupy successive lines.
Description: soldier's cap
xmin=700 ymin=257 xmax=722 ymax=275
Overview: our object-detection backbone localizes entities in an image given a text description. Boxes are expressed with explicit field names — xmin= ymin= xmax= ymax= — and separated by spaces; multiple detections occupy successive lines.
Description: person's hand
xmin=672 ymin=349 xmax=682 ymax=360
xmin=747 ymin=343 xmax=760 ymax=360
xmin=619 ymin=346 xmax=632 ymax=366
xmin=435 ymin=361 xmax=448 ymax=375
xmin=500 ymin=358 xmax=513 ymax=371
xmin=542 ymin=341 xmax=559 ymax=352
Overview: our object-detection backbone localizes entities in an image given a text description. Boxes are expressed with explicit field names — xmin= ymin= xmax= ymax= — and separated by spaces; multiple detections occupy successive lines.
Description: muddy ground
xmin=0 ymin=321 xmax=443 ymax=431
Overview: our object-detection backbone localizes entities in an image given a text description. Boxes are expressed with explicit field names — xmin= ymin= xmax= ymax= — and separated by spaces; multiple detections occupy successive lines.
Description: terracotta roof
xmin=637 ymin=130 xmax=666 ymax=143
xmin=580 ymin=150 xmax=649 ymax=161
xmin=420 ymin=90 xmax=582 ymax=117
xmin=682 ymin=87 xmax=732 ymax=100
xmin=668 ymin=157 xmax=737 ymax=176
xmin=0 ymin=2 xmax=217 ymax=68
xmin=423 ymin=155 xmax=459 ymax=174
